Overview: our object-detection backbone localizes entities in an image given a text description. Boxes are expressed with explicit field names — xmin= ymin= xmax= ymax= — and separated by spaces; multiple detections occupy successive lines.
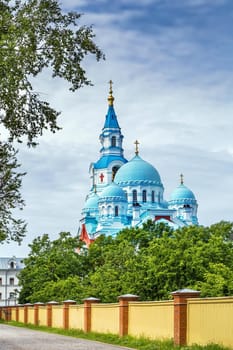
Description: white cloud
xmin=0 ymin=0 xmax=232 ymax=257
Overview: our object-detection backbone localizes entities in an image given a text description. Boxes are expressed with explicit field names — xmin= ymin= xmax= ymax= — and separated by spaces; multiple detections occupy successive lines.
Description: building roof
xmin=94 ymin=155 xmax=127 ymax=169
xmin=114 ymin=155 xmax=162 ymax=186
xmin=0 ymin=257 xmax=25 ymax=270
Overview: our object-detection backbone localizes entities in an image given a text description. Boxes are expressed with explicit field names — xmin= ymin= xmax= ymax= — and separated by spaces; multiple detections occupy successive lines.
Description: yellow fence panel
xmin=38 ymin=306 xmax=47 ymax=326
xmin=28 ymin=307 xmax=34 ymax=324
xmin=52 ymin=305 xmax=63 ymax=328
xmin=11 ymin=307 xmax=16 ymax=321
xmin=69 ymin=305 xmax=84 ymax=330
xmin=18 ymin=307 xmax=24 ymax=323
xmin=187 ymin=297 xmax=233 ymax=348
xmin=128 ymin=301 xmax=174 ymax=340
xmin=91 ymin=304 xmax=119 ymax=334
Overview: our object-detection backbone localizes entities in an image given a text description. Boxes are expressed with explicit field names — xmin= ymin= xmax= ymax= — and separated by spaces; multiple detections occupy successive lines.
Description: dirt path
xmin=0 ymin=324 xmax=134 ymax=350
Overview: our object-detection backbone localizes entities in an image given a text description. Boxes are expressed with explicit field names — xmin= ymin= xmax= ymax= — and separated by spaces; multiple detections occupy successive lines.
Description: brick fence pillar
xmin=34 ymin=302 xmax=44 ymax=326
xmin=47 ymin=301 xmax=59 ymax=327
xmin=63 ymin=300 xmax=76 ymax=329
xmin=118 ymin=294 xmax=139 ymax=337
xmin=171 ymin=289 xmax=200 ymax=346
xmin=83 ymin=297 xmax=100 ymax=333
xmin=24 ymin=303 xmax=33 ymax=324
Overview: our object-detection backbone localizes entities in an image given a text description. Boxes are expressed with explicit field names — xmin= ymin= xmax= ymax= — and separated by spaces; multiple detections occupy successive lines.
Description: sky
xmin=0 ymin=0 xmax=233 ymax=257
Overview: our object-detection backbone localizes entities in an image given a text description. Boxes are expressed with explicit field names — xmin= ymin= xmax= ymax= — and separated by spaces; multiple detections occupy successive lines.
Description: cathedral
xmin=79 ymin=82 xmax=198 ymax=245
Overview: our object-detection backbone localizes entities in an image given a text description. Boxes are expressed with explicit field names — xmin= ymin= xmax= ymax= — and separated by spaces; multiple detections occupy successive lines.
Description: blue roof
xmin=104 ymin=106 xmax=120 ymax=129
xmin=94 ymin=155 xmax=128 ymax=169
xmin=114 ymin=155 xmax=162 ymax=185
xmin=100 ymin=182 xmax=127 ymax=200
xmin=170 ymin=184 xmax=196 ymax=201
xmin=84 ymin=193 xmax=99 ymax=209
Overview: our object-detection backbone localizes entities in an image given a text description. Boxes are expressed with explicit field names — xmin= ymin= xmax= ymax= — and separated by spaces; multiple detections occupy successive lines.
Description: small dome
xmin=170 ymin=184 xmax=195 ymax=201
xmin=114 ymin=155 xmax=162 ymax=185
xmin=84 ymin=193 xmax=99 ymax=209
xmin=100 ymin=182 xmax=126 ymax=200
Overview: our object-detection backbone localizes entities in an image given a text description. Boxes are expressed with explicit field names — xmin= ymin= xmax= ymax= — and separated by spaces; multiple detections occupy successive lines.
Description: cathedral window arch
xmin=111 ymin=136 xmax=116 ymax=147
xmin=112 ymin=166 xmax=120 ymax=181
xmin=151 ymin=190 xmax=155 ymax=203
xmin=114 ymin=206 xmax=119 ymax=217
xmin=132 ymin=190 xmax=137 ymax=203
xmin=142 ymin=190 xmax=147 ymax=203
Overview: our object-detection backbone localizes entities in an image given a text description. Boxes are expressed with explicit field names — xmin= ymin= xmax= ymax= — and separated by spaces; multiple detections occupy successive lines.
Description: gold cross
xmin=180 ymin=173 xmax=184 ymax=185
xmin=109 ymin=80 xmax=113 ymax=94
xmin=108 ymin=80 xmax=114 ymax=106
xmin=134 ymin=140 xmax=140 ymax=155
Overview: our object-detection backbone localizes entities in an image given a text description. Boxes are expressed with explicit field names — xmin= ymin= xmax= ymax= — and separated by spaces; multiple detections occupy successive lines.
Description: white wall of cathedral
xmin=169 ymin=203 xmax=197 ymax=222
xmin=90 ymin=162 xmax=125 ymax=191
xmin=118 ymin=185 xmax=164 ymax=207
xmin=100 ymin=131 xmax=123 ymax=154
xmin=98 ymin=201 xmax=127 ymax=219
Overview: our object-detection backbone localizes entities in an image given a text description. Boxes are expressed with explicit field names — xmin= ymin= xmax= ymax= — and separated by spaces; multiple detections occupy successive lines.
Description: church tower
xmin=89 ymin=81 xmax=127 ymax=195
xmin=79 ymin=83 xmax=199 ymax=246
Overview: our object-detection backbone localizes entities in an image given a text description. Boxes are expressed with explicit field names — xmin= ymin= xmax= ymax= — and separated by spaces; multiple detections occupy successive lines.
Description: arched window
xmin=151 ymin=190 xmax=155 ymax=203
xmin=111 ymin=136 xmax=116 ymax=147
xmin=142 ymin=190 xmax=147 ymax=203
xmin=114 ymin=206 xmax=119 ymax=217
xmin=132 ymin=190 xmax=137 ymax=203
xmin=112 ymin=166 xmax=119 ymax=181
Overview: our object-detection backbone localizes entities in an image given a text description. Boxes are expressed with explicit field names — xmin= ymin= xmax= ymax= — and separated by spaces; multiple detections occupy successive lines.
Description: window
xmin=132 ymin=190 xmax=137 ymax=203
xmin=112 ymin=166 xmax=119 ymax=181
xmin=9 ymin=292 xmax=15 ymax=299
xmin=142 ymin=190 xmax=147 ymax=203
xmin=111 ymin=136 xmax=116 ymax=147
xmin=114 ymin=206 xmax=119 ymax=217
xmin=10 ymin=278 xmax=14 ymax=286
xmin=0 ymin=278 xmax=2 ymax=285
xmin=10 ymin=261 xmax=15 ymax=269
xmin=0 ymin=293 xmax=2 ymax=300
xmin=151 ymin=191 xmax=155 ymax=203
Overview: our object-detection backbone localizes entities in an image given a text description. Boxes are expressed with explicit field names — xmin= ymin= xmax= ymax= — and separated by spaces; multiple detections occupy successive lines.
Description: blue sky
xmin=0 ymin=0 xmax=232 ymax=257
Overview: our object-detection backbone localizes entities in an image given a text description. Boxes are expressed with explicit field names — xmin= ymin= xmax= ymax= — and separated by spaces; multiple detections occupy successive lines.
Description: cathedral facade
xmin=79 ymin=83 xmax=198 ymax=245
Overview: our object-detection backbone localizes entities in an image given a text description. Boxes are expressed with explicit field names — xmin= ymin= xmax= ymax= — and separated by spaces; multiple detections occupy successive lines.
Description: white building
xmin=0 ymin=257 xmax=24 ymax=306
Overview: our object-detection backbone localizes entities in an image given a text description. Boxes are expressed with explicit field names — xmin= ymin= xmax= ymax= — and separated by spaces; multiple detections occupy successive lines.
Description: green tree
xmin=18 ymin=232 xmax=88 ymax=303
xmin=0 ymin=0 xmax=104 ymax=243
xmin=19 ymin=221 xmax=233 ymax=303
xmin=0 ymin=142 xmax=26 ymax=243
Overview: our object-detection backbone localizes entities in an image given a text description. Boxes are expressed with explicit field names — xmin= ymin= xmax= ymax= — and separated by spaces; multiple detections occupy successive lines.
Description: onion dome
xmin=169 ymin=175 xmax=197 ymax=205
xmin=114 ymin=155 xmax=162 ymax=186
xmin=99 ymin=182 xmax=127 ymax=201
xmin=84 ymin=193 xmax=99 ymax=210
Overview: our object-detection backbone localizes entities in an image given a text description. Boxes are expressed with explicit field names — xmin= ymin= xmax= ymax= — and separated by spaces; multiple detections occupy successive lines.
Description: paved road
xmin=0 ymin=324 xmax=134 ymax=350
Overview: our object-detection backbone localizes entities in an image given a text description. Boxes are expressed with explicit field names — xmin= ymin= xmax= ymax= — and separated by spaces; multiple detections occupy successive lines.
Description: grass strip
xmin=0 ymin=320 xmax=230 ymax=350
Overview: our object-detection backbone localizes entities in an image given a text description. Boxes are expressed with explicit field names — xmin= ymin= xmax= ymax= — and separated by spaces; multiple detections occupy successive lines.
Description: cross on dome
xmin=134 ymin=140 xmax=140 ymax=155
xmin=180 ymin=173 xmax=184 ymax=185
xmin=108 ymin=80 xmax=114 ymax=106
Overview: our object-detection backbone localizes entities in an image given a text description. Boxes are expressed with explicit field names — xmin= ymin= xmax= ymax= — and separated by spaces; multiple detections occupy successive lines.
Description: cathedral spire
xmin=108 ymin=80 xmax=114 ymax=106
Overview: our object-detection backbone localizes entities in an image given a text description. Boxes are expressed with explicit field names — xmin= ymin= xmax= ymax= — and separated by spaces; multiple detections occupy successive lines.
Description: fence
xmin=0 ymin=289 xmax=233 ymax=349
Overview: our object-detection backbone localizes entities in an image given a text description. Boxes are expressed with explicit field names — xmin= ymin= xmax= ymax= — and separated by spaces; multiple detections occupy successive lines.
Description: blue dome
xmin=170 ymin=184 xmax=196 ymax=202
xmin=100 ymin=182 xmax=126 ymax=200
xmin=114 ymin=155 xmax=162 ymax=185
xmin=84 ymin=193 xmax=99 ymax=209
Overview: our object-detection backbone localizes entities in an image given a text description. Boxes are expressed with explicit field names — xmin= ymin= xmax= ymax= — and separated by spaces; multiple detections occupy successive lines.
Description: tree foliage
xmin=0 ymin=142 xmax=26 ymax=243
xmin=0 ymin=0 xmax=104 ymax=243
xmin=18 ymin=221 xmax=233 ymax=304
